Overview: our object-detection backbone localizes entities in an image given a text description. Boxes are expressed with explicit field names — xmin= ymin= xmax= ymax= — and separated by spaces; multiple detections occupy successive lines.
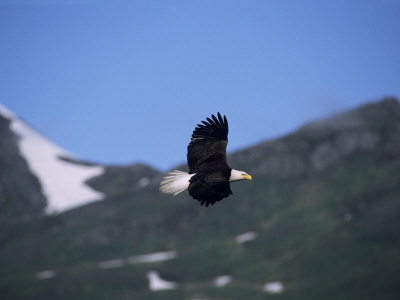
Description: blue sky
xmin=1 ymin=0 xmax=399 ymax=171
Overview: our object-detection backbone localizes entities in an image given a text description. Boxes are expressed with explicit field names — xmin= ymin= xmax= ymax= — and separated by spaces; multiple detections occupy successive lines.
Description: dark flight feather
xmin=187 ymin=112 xmax=229 ymax=174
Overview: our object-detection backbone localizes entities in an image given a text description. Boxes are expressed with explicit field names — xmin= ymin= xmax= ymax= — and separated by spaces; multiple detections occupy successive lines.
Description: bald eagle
xmin=160 ymin=112 xmax=252 ymax=206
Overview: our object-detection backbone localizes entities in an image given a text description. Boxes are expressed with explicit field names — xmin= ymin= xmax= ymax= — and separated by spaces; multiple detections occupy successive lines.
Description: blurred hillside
xmin=0 ymin=98 xmax=399 ymax=300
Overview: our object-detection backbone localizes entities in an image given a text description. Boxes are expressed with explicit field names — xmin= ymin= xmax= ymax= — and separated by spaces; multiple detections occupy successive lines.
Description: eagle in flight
xmin=160 ymin=112 xmax=252 ymax=206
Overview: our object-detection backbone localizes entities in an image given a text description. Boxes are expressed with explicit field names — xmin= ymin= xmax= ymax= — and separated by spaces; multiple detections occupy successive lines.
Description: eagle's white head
xmin=230 ymin=169 xmax=252 ymax=182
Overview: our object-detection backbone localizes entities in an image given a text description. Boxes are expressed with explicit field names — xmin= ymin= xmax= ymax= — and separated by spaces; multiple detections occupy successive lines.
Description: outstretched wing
xmin=187 ymin=112 xmax=229 ymax=174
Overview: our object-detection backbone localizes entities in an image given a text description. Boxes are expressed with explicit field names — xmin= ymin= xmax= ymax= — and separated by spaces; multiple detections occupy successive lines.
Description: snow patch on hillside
xmin=36 ymin=270 xmax=56 ymax=280
xmin=98 ymin=259 xmax=125 ymax=269
xmin=263 ymin=281 xmax=284 ymax=293
xmin=234 ymin=231 xmax=257 ymax=244
xmin=138 ymin=177 xmax=150 ymax=187
xmin=214 ymin=275 xmax=232 ymax=287
xmin=128 ymin=251 xmax=177 ymax=264
xmin=147 ymin=271 xmax=177 ymax=291
xmin=0 ymin=104 xmax=104 ymax=213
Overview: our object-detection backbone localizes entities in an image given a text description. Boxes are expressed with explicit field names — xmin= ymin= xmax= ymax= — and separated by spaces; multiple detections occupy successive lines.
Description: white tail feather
xmin=160 ymin=170 xmax=194 ymax=196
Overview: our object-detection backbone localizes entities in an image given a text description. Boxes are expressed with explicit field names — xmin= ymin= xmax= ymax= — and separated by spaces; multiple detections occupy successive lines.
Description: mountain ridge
xmin=2 ymin=97 xmax=399 ymax=211
xmin=229 ymin=97 xmax=400 ymax=178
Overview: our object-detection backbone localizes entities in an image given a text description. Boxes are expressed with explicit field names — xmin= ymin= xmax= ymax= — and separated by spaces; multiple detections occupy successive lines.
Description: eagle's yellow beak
xmin=243 ymin=173 xmax=252 ymax=181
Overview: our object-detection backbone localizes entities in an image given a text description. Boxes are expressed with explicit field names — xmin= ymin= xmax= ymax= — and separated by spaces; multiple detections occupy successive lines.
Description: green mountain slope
xmin=0 ymin=115 xmax=47 ymax=246
xmin=1 ymin=98 xmax=399 ymax=300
